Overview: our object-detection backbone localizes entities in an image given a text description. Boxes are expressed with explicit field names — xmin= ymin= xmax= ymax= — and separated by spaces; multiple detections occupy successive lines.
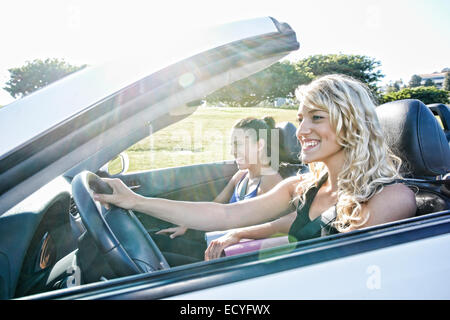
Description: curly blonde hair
xmin=294 ymin=74 xmax=402 ymax=232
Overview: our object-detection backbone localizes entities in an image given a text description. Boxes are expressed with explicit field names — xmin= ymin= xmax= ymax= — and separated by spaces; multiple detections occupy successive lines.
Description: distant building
xmin=419 ymin=69 xmax=449 ymax=89
xmin=273 ymin=97 xmax=296 ymax=108
xmin=274 ymin=97 xmax=286 ymax=107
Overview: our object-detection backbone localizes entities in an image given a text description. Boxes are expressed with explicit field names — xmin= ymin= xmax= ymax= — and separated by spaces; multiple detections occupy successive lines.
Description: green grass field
xmin=121 ymin=105 xmax=298 ymax=172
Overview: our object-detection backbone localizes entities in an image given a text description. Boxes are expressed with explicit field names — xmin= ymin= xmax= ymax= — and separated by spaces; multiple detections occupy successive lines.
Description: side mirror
xmin=100 ymin=153 xmax=130 ymax=176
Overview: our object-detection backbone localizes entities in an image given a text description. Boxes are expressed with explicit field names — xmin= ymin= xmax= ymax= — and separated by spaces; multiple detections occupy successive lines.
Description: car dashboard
xmin=0 ymin=176 xmax=78 ymax=298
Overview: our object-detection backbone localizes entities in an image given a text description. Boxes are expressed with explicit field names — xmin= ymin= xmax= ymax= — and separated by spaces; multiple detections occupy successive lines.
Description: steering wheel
xmin=71 ymin=171 xmax=170 ymax=277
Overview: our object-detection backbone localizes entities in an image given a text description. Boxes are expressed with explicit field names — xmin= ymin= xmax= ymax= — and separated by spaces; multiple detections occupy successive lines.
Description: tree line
xmin=383 ymin=71 xmax=450 ymax=105
xmin=3 ymin=55 xmax=449 ymax=106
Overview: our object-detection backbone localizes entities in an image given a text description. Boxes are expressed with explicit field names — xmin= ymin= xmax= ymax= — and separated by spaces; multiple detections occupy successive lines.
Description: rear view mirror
xmin=102 ymin=153 xmax=130 ymax=176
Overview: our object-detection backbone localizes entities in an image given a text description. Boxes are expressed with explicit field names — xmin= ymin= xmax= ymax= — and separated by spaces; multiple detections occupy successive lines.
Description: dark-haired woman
xmin=157 ymin=116 xmax=282 ymax=237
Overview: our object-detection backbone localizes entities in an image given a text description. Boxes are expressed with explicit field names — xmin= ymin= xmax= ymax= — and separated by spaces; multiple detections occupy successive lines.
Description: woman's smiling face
xmin=296 ymin=104 xmax=343 ymax=164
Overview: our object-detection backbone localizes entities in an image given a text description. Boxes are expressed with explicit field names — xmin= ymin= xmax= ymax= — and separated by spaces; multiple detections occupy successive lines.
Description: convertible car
xmin=0 ymin=17 xmax=449 ymax=301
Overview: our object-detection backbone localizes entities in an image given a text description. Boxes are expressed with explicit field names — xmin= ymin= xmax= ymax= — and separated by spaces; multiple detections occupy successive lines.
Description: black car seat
xmin=377 ymin=99 xmax=450 ymax=216
xmin=276 ymin=122 xmax=308 ymax=178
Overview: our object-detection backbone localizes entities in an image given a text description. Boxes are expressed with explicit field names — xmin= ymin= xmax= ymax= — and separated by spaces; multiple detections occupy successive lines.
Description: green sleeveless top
xmin=288 ymin=174 xmax=339 ymax=243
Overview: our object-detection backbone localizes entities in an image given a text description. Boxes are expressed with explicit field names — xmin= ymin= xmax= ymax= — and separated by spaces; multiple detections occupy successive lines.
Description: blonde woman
xmin=94 ymin=74 xmax=417 ymax=262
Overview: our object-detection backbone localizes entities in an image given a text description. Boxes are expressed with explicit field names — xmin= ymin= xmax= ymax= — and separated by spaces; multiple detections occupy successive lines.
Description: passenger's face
xmin=296 ymin=105 xmax=343 ymax=164
xmin=230 ymin=128 xmax=261 ymax=169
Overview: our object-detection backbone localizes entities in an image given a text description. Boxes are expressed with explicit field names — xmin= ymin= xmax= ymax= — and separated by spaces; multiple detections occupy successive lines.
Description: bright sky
xmin=0 ymin=0 xmax=449 ymax=105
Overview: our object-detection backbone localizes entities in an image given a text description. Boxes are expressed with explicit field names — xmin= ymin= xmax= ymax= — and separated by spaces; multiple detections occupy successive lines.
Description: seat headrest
xmin=276 ymin=121 xmax=301 ymax=164
xmin=427 ymin=103 xmax=450 ymax=142
xmin=376 ymin=99 xmax=450 ymax=177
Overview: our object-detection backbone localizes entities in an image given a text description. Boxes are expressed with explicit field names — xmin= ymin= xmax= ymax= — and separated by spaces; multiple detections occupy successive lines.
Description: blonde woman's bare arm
xmin=93 ymin=176 xmax=300 ymax=232
xmin=358 ymin=183 xmax=416 ymax=229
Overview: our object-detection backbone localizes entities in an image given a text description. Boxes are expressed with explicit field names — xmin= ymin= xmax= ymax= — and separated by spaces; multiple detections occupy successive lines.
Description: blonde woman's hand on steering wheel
xmin=93 ymin=178 xmax=139 ymax=210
